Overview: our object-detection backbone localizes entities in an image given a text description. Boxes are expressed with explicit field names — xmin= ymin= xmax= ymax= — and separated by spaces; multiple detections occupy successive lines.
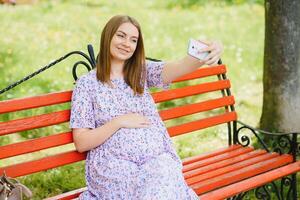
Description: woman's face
xmin=110 ymin=22 xmax=139 ymax=62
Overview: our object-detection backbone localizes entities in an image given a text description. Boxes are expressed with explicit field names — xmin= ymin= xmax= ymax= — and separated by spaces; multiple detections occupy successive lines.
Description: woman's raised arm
xmin=162 ymin=40 xmax=223 ymax=84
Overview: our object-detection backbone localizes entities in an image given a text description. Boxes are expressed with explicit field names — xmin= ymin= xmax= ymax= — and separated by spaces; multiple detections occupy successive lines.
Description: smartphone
xmin=187 ymin=39 xmax=209 ymax=60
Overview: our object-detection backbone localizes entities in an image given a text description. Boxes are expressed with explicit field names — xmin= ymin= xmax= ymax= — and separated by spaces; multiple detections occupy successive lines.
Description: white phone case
xmin=187 ymin=39 xmax=209 ymax=60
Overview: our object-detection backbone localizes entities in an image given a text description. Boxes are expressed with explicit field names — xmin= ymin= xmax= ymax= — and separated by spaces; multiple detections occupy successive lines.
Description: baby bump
xmin=103 ymin=126 xmax=166 ymax=163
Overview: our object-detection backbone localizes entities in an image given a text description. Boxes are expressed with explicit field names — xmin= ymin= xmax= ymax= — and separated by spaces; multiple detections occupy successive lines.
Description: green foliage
xmin=164 ymin=0 xmax=264 ymax=9
xmin=19 ymin=162 xmax=85 ymax=200
xmin=0 ymin=0 xmax=267 ymax=198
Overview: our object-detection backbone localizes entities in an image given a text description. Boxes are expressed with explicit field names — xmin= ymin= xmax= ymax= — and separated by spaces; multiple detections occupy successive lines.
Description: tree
xmin=260 ymin=0 xmax=300 ymax=132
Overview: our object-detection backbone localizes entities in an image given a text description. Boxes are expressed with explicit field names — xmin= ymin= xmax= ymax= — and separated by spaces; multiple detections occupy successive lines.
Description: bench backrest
xmin=0 ymin=64 xmax=237 ymax=178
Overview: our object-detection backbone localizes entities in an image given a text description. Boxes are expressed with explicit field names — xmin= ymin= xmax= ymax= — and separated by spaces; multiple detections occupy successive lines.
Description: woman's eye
xmin=117 ymin=34 xmax=124 ymax=38
xmin=132 ymin=40 xmax=137 ymax=43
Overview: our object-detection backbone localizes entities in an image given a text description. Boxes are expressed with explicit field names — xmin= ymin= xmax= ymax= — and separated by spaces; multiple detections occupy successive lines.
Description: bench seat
xmin=44 ymin=145 xmax=297 ymax=200
xmin=1 ymin=64 xmax=299 ymax=199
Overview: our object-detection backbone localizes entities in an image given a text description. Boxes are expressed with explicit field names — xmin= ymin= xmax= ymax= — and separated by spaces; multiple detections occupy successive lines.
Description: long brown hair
xmin=96 ymin=15 xmax=145 ymax=95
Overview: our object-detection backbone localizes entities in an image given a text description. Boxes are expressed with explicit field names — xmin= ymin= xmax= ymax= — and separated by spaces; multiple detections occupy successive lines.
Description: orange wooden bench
xmin=1 ymin=53 xmax=300 ymax=199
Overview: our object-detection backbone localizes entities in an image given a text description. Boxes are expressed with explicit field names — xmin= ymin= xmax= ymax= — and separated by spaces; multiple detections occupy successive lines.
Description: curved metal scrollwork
xmin=229 ymin=177 xmax=294 ymax=200
xmin=236 ymin=125 xmax=270 ymax=152
xmin=235 ymin=126 xmax=251 ymax=147
xmin=0 ymin=44 xmax=96 ymax=95
xmin=255 ymin=184 xmax=272 ymax=200
xmin=273 ymin=135 xmax=293 ymax=155
xmin=72 ymin=60 xmax=92 ymax=81
xmin=72 ymin=44 xmax=97 ymax=81
xmin=280 ymin=177 xmax=293 ymax=199
xmin=253 ymin=176 xmax=293 ymax=200
xmin=230 ymin=192 xmax=248 ymax=200
xmin=0 ymin=43 xmax=167 ymax=94
xmin=87 ymin=44 xmax=97 ymax=67
xmin=235 ymin=121 xmax=300 ymax=155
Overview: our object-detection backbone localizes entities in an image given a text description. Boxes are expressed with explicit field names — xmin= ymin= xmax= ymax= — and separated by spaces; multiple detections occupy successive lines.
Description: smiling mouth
xmin=118 ymin=48 xmax=129 ymax=53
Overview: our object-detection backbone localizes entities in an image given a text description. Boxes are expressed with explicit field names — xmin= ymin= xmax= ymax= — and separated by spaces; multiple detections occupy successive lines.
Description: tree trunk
xmin=260 ymin=0 xmax=300 ymax=132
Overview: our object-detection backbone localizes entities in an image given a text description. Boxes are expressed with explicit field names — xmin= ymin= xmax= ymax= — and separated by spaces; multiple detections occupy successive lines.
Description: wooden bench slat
xmin=168 ymin=111 xmax=237 ymax=137
xmin=0 ymin=110 xmax=70 ymax=136
xmin=183 ymin=146 xmax=254 ymax=172
xmin=0 ymin=66 xmax=226 ymax=115
xmin=173 ymin=65 xmax=226 ymax=83
xmin=0 ymin=151 xmax=86 ymax=178
xmin=184 ymin=149 xmax=267 ymax=179
xmin=42 ymin=153 xmax=297 ymax=200
xmin=182 ymin=145 xmax=242 ymax=165
xmin=199 ymin=160 xmax=300 ymax=200
xmin=159 ymin=96 xmax=235 ymax=120
xmin=0 ymin=91 xmax=72 ymax=114
xmin=44 ymin=187 xmax=87 ymax=200
xmin=186 ymin=152 xmax=278 ymax=185
xmin=0 ymin=107 xmax=236 ymax=138
xmin=153 ymin=80 xmax=231 ymax=103
xmin=0 ymin=66 xmax=226 ymax=114
xmin=191 ymin=154 xmax=293 ymax=195
xmin=0 ymin=132 xmax=73 ymax=159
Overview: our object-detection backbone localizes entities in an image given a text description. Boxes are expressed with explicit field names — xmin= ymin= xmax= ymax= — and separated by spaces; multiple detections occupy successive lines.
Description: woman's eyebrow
xmin=117 ymin=30 xmax=138 ymax=39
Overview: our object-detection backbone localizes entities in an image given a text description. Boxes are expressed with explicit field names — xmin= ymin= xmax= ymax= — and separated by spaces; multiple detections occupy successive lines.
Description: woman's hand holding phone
xmin=187 ymin=39 xmax=223 ymax=66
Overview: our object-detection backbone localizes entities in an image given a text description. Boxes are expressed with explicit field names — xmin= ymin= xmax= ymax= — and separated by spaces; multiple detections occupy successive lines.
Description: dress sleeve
xmin=146 ymin=60 xmax=171 ymax=90
xmin=69 ymin=77 xmax=96 ymax=129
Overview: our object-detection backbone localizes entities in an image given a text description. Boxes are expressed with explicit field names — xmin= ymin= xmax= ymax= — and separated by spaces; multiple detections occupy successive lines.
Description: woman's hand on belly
xmin=113 ymin=113 xmax=151 ymax=128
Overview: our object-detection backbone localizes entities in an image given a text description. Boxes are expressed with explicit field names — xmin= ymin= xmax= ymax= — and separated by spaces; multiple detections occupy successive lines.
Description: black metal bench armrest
xmin=237 ymin=120 xmax=300 ymax=136
xmin=235 ymin=120 xmax=299 ymax=156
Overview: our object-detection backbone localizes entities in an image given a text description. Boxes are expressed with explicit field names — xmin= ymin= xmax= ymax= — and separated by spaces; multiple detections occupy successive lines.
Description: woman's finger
xmin=203 ymin=47 xmax=222 ymax=62
xmin=203 ymin=44 xmax=222 ymax=58
xmin=206 ymin=59 xmax=218 ymax=66
xmin=137 ymin=123 xmax=150 ymax=128
xmin=205 ymin=53 xmax=221 ymax=65
xmin=199 ymin=45 xmax=213 ymax=53
xmin=141 ymin=118 xmax=151 ymax=124
xmin=203 ymin=49 xmax=219 ymax=61
xmin=206 ymin=53 xmax=221 ymax=65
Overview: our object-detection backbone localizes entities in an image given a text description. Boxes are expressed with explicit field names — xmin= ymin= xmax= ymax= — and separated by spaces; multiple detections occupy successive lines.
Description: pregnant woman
xmin=70 ymin=15 xmax=222 ymax=200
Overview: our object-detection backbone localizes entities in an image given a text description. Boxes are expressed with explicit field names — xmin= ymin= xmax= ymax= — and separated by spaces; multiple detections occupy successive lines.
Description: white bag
xmin=0 ymin=172 xmax=32 ymax=200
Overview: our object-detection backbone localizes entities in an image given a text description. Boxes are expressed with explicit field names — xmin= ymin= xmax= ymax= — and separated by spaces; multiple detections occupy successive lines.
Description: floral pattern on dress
xmin=70 ymin=61 xmax=199 ymax=200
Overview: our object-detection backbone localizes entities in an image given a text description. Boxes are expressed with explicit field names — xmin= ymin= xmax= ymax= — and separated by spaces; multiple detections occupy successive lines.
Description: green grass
xmin=0 ymin=0 xmax=267 ymax=199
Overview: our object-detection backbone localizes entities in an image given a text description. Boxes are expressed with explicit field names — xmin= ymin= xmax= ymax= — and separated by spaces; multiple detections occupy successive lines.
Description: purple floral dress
xmin=70 ymin=61 xmax=199 ymax=200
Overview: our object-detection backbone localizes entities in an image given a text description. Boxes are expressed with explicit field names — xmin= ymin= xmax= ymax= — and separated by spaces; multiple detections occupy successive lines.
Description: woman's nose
xmin=122 ymin=38 xmax=131 ymax=47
